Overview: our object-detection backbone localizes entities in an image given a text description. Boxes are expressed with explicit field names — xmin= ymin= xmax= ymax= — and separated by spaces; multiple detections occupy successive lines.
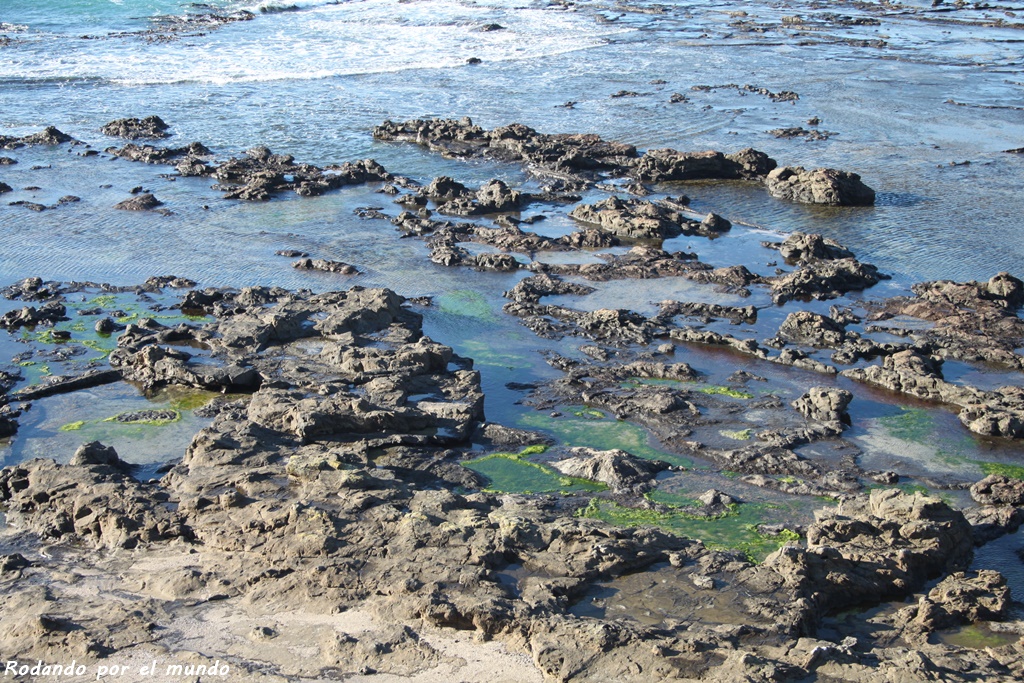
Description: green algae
xmin=85 ymin=294 xmax=117 ymax=308
xmin=938 ymin=624 xmax=1021 ymax=650
xmin=694 ymin=385 xmax=754 ymax=399
xmin=20 ymin=317 xmax=120 ymax=361
xmin=58 ymin=421 xmax=86 ymax=431
xmin=645 ymin=489 xmax=701 ymax=509
xmin=81 ymin=338 xmax=115 ymax=358
xmin=879 ymin=407 xmax=934 ymax=443
xmin=437 ymin=290 xmax=498 ymax=323
xmin=623 ymin=377 xmax=683 ymax=387
xmin=720 ymin=428 xmax=752 ymax=441
xmin=464 ymin=447 xmax=606 ymax=494
xmin=571 ymin=407 xmax=606 ymax=420
xmin=455 ymin=338 xmax=530 ymax=370
xmin=624 ymin=377 xmax=754 ymax=399
xmin=976 ymin=461 xmax=1024 ymax=480
xmin=23 ymin=329 xmax=65 ymax=345
xmin=577 ymin=498 xmax=801 ymax=562
xmin=519 ymin=411 xmax=692 ymax=467
xmin=155 ymin=386 xmax=224 ymax=412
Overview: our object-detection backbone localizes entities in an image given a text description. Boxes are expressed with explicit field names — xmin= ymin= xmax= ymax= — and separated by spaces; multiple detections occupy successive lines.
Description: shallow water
xmin=2 ymin=0 xmax=1024 ymax=283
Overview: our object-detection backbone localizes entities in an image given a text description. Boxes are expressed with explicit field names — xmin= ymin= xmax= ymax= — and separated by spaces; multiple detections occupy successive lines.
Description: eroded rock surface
xmin=765 ymin=166 xmax=876 ymax=206
xmin=374 ymin=117 xmax=872 ymax=206
xmin=101 ymin=116 xmax=170 ymax=140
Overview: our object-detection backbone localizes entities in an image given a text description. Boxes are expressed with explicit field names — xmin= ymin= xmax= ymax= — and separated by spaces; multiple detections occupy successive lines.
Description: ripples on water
xmin=2 ymin=0 xmax=1022 ymax=283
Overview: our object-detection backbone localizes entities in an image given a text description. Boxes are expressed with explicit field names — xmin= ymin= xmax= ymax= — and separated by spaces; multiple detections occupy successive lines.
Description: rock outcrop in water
xmin=100 ymin=115 xmax=170 ymax=140
xmin=0 ymin=126 xmax=78 ymax=150
xmin=373 ymin=117 xmax=876 ymax=205
xmin=107 ymin=136 xmax=392 ymax=202
xmin=764 ymin=166 xmax=876 ymax=206
xmin=113 ymin=192 xmax=163 ymax=211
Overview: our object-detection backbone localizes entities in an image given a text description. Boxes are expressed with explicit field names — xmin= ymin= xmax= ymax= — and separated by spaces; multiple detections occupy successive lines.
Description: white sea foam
xmin=0 ymin=0 xmax=632 ymax=86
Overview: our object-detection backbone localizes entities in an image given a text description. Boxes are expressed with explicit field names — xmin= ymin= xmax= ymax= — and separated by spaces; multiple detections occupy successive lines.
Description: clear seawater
xmin=1 ymin=0 xmax=1022 ymax=285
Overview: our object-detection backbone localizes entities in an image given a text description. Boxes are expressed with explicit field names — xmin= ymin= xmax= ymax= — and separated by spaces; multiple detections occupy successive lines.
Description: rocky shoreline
xmin=1 ymin=119 xmax=1023 ymax=681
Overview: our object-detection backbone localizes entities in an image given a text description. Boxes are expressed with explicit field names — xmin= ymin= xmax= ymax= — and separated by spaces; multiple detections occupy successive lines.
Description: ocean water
xmin=0 ymin=0 xmax=1022 ymax=286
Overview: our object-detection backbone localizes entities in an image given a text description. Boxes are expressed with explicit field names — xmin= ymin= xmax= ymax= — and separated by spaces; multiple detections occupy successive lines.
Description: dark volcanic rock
xmin=114 ymin=193 xmax=162 ymax=211
xmin=432 ymin=179 xmax=524 ymax=216
xmin=107 ymin=141 xmax=210 ymax=165
xmin=868 ymin=272 xmax=1024 ymax=370
xmin=633 ymin=147 xmax=776 ymax=182
xmin=292 ymin=258 xmax=359 ymax=275
xmin=101 ymin=116 xmax=171 ymax=140
xmin=770 ymin=258 xmax=887 ymax=304
xmin=764 ymin=166 xmax=875 ymax=206
xmin=12 ymin=369 xmax=123 ymax=401
xmin=768 ymin=126 xmax=835 ymax=141
xmin=0 ymin=301 xmax=67 ymax=330
xmin=374 ymin=118 xmax=875 ymax=212
xmin=0 ymin=126 xmax=77 ymax=149
xmin=373 ymin=117 xmax=637 ymax=178
xmin=213 ymin=149 xmax=390 ymax=201
xmin=504 ymin=274 xmax=596 ymax=304
xmin=421 ymin=176 xmax=472 ymax=201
